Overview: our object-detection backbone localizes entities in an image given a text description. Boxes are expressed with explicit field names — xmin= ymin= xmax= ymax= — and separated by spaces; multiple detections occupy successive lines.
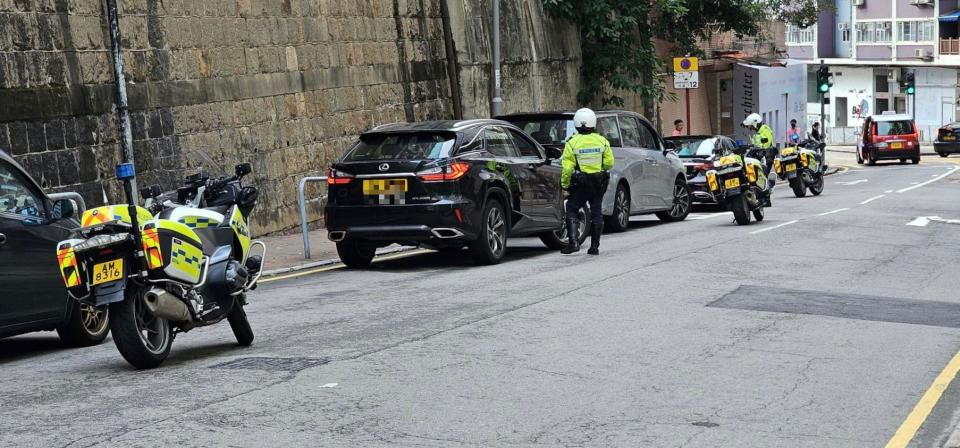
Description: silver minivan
xmin=500 ymin=110 xmax=690 ymax=232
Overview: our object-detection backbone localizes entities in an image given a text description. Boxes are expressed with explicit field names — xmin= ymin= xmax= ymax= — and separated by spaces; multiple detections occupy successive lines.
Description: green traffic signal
xmin=906 ymin=86 xmax=915 ymax=95
xmin=819 ymin=83 xmax=829 ymax=93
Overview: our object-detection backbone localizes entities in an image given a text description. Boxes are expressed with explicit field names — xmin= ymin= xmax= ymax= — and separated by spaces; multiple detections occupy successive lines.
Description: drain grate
xmin=709 ymin=285 xmax=960 ymax=329
xmin=210 ymin=357 xmax=329 ymax=372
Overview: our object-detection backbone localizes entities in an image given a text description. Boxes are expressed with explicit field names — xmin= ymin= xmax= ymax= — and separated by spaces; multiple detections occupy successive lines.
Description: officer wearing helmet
xmin=560 ymin=108 xmax=615 ymax=255
xmin=742 ymin=113 xmax=775 ymax=162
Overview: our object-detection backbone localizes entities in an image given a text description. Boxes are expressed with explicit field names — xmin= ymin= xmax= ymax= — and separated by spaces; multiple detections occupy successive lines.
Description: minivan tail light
xmin=327 ymin=167 xmax=353 ymax=185
xmin=418 ymin=162 xmax=470 ymax=182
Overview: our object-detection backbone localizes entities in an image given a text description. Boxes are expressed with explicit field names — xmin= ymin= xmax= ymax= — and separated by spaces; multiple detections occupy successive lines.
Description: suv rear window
xmin=876 ymin=120 xmax=914 ymax=136
xmin=509 ymin=118 xmax=576 ymax=145
xmin=345 ymin=132 xmax=456 ymax=161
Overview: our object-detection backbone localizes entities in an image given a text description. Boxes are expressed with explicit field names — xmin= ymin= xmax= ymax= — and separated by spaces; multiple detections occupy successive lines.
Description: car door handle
xmin=0 ymin=232 xmax=6 ymax=246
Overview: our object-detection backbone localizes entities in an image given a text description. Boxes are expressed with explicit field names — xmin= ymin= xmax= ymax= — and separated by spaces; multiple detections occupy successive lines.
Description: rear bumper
xmin=934 ymin=141 xmax=960 ymax=154
xmin=867 ymin=147 xmax=920 ymax=160
xmin=325 ymin=200 xmax=478 ymax=243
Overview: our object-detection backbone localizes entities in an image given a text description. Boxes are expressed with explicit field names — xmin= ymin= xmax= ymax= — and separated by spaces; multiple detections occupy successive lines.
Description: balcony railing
xmin=940 ymin=38 xmax=960 ymax=55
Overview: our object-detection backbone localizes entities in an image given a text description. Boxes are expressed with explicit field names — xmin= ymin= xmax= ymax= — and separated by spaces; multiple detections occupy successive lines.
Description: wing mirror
xmin=663 ymin=140 xmax=676 ymax=155
xmin=140 ymin=184 xmax=162 ymax=199
xmin=50 ymin=198 xmax=77 ymax=221
xmin=544 ymin=146 xmax=563 ymax=161
xmin=235 ymin=163 xmax=252 ymax=178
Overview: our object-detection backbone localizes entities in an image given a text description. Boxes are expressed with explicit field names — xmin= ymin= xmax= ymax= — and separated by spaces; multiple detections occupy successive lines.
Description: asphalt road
xmin=3 ymin=151 xmax=960 ymax=447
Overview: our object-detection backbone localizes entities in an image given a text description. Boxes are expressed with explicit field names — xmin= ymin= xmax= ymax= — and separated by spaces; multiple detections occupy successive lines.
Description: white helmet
xmin=742 ymin=113 xmax=762 ymax=128
xmin=573 ymin=108 xmax=597 ymax=129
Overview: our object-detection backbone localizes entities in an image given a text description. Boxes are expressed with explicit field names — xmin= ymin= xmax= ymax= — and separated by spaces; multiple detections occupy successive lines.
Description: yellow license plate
xmin=784 ymin=163 xmax=796 ymax=172
xmin=890 ymin=142 xmax=903 ymax=149
xmin=724 ymin=178 xmax=740 ymax=189
xmin=91 ymin=258 xmax=124 ymax=286
xmin=946 ymin=136 xmax=957 ymax=141
xmin=362 ymin=179 xmax=408 ymax=195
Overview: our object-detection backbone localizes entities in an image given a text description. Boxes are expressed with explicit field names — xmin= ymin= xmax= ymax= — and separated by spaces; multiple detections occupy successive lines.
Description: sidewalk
xmin=257 ymin=228 xmax=413 ymax=277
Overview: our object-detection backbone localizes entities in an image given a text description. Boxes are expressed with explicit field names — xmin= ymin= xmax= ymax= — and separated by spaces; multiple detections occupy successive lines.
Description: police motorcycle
xmin=774 ymin=136 xmax=824 ymax=198
xmin=705 ymin=144 xmax=771 ymax=225
xmin=54 ymin=157 xmax=265 ymax=369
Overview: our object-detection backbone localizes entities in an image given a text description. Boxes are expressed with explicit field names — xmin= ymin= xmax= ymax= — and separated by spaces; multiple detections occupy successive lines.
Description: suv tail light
xmin=327 ymin=167 xmax=353 ymax=185
xmin=417 ymin=162 xmax=470 ymax=182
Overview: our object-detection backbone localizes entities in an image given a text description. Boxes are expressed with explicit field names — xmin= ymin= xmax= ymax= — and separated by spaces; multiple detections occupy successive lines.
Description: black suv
xmin=325 ymin=119 xmax=569 ymax=267
xmin=0 ymin=149 xmax=109 ymax=346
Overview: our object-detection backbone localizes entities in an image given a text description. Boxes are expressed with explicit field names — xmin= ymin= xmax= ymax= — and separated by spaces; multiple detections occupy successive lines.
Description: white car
xmin=499 ymin=110 xmax=691 ymax=232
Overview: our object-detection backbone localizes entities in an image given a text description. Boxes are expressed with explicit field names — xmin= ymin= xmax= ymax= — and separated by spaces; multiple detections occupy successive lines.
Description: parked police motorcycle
xmin=55 ymin=160 xmax=265 ymax=369
xmin=774 ymin=137 xmax=824 ymax=198
xmin=705 ymin=145 xmax=770 ymax=225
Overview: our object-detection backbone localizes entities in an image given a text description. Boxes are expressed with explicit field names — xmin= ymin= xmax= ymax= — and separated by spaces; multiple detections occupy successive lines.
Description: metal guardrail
xmin=48 ymin=192 xmax=87 ymax=213
xmin=297 ymin=176 xmax=327 ymax=260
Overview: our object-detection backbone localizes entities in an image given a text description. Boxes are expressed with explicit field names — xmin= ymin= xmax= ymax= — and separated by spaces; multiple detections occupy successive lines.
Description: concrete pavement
xmin=2 ymin=150 xmax=960 ymax=447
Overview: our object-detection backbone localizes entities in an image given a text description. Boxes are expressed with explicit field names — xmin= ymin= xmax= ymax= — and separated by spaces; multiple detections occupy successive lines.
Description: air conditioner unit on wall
xmin=915 ymin=48 xmax=934 ymax=60
xmin=911 ymin=0 xmax=933 ymax=5
xmin=854 ymin=0 xmax=865 ymax=6
xmin=838 ymin=23 xmax=849 ymax=31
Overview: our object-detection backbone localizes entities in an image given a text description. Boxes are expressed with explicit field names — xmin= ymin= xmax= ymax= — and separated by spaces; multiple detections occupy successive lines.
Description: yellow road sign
xmin=673 ymin=57 xmax=699 ymax=72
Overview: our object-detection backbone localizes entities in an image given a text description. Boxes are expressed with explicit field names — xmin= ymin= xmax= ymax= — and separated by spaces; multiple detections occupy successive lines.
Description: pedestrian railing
xmin=297 ymin=176 xmax=327 ymax=260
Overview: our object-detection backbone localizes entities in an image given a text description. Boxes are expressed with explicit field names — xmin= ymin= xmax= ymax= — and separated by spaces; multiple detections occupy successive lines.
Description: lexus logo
xmin=378 ymin=163 xmax=390 ymax=172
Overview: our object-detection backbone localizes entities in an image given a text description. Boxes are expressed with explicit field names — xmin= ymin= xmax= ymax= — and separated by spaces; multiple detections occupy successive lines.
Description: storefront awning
xmin=939 ymin=10 xmax=960 ymax=22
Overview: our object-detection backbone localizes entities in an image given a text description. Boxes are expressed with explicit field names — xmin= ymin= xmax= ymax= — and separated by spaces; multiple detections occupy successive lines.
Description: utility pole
xmin=489 ymin=0 xmax=503 ymax=117
xmin=105 ymin=0 xmax=138 ymax=204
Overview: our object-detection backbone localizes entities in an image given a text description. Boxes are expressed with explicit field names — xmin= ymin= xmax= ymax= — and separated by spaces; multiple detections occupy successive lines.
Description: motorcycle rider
xmin=741 ymin=113 xmax=775 ymax=206
xmin=560 ymin=108 xmax=614 ymax=255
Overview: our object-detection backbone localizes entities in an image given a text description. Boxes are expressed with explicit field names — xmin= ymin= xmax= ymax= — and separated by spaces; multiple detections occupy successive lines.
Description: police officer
xmin=560 ymin=108 xmax=614 ymax=255
xmin=742 ymin=112 xmax=775 ymax=206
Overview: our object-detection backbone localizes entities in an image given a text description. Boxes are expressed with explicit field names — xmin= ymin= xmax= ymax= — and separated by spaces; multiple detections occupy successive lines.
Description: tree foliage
xmin=772 ymin=0 xmax=834 ymax=28
xmin=542 ymin=0 xmax=782 ymax=107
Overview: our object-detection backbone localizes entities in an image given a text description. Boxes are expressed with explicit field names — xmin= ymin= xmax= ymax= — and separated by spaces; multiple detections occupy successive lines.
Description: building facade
xmin=785 ymin=0 xmax=960 ymax=142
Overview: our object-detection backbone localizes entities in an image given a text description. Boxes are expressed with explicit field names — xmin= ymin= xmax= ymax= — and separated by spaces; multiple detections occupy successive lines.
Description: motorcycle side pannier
xmin=142 ymin=219 xmax=205 ymax=284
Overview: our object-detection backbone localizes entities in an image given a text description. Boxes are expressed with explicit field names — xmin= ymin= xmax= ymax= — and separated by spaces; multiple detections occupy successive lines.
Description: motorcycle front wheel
xmin=110 ymin=285 xmax=173 ymax=369
xmin=227 ymin=299 xmax=254 ymax=347
xmin=728 ymin=195 xmax=751 ymax=225
xmin=809 ymin=173 xmax=824 ymax=196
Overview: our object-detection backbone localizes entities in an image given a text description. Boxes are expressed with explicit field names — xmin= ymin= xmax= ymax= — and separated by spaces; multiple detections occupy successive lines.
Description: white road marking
xmin=907 ymin=216 xmax=960 ymax=227
xmin=885 ymin=190 xmax=894 ymax=193
xmin=840 ymin=179 xmax=869 ymax=185
xmin=750 ymin=220 xmax=799 ymax=235
xmin=818 ymin=208 xmax=850 ymax=216
xmin=320 ymin=383 xmax=339 ymax=388
xmin=897 ymin=166 xmax=960 ymax=193
xmin=860 ymin=195 xmax=885 ymax=205
xmin=688 ymin=212 xmax=730 ymax=220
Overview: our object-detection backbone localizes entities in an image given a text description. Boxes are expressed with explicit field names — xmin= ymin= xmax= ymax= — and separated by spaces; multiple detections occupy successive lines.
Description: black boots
xmin=560 ymin=218 xmax=580 ymax=254
xmin=588 ymin=222 xmax=602 ymax=255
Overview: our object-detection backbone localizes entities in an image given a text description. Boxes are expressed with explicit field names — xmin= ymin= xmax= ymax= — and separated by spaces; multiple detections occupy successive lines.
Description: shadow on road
xmin=0 ymin=335 xmax=71 ymax=365
xmin=370 ymin=245 xmax=554 ymax=272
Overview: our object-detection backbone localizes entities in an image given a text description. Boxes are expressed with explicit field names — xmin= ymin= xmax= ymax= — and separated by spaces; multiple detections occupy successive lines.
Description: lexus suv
xmin=324 ymin=119 xmax=569 ymax=267
xmin=499 ymin=110 xmax=691 ymax=232
xmin=0 ymin=149 xmax=110 ymax=346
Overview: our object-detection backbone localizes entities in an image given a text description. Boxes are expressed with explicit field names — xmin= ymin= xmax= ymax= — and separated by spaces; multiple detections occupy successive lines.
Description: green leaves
xmin=543 ymin=0 xmax=770 ymax=108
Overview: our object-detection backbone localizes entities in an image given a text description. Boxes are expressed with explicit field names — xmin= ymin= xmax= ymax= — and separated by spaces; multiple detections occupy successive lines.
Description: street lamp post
xmin=105 ymin=0 xmax=138 ymax=204
xmin=490 ymin=0 xmax=504 ymax=117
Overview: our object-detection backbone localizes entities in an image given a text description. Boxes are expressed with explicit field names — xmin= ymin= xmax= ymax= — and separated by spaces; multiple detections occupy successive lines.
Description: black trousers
xmin=565 ymin=182 xmax=604 ymax=227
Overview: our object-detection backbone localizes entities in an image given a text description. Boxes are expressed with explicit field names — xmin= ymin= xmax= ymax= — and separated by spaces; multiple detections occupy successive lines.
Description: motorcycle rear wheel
xmin=728 ymin=195 xmax=751 ymax=225
xmin=110 ymin=285 xmax=173 ymax=370
xmin=227 ymin=300 xmax=254 ymax=347
xmin=790 ymin=178 xmax=806 ymax=198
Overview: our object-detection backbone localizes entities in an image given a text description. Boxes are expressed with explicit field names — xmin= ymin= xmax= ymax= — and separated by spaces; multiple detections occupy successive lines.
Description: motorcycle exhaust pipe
xmin=144 ymin=288 xmax=192 ymax=322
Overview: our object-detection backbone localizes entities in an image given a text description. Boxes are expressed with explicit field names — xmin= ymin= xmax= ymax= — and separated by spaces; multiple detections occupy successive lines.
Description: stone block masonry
xmin=0 ymin=0 xmax=582 ymax=236
xmin=0 ymin=0 xmax=454 ymax=235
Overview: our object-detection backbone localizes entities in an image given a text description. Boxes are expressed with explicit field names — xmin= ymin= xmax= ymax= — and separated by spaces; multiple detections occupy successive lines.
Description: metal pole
xmin=104 ymin=0 xmax=138 ymax=204
xmin=820 ymin=92 xmax=826 ymax=166
xmin=298 ymin=176 xmax=328 ymax=260
xmin=489 ymin=0 xmax=503 ymax=117
xmin=685 ymin=89 xmax=691 ymax=136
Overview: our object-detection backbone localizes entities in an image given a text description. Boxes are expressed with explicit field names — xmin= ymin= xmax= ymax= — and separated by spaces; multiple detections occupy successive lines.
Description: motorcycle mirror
xmin=50 ymin=198 xmax=76 ymax=221
xmin=235 ymin=163 xmax=252 ymax=178
xmin=140 ymin=184 xmax=162 ymax=199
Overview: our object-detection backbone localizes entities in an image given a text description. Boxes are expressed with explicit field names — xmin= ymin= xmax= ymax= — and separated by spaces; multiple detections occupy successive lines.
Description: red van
xmin=856 ymin=113 xmax=920 ymax=165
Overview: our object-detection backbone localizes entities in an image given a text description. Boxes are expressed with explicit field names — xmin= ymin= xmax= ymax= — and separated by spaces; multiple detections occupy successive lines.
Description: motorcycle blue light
xmin=115 ymin=163 xmax=136 ymax=180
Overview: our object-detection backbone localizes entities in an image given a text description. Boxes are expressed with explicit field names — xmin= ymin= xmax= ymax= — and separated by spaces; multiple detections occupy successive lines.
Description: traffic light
xmin=904 ymin=71 xmax=916 ymax=95
xmin=816 ymin=65 xmax=833 ymax=94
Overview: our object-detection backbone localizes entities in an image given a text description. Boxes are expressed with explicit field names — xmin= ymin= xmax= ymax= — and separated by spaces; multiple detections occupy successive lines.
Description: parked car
xmin=856 ymin=113 xmax=920 ymax=165
xmin=0 ymin=149 xmax=109 ymax=346
xmin=665 ymin=135 xmax=737 ymax=204
xmin=498 ymin=110 xmax=691 ymax=233
xmin=934 ymin=121 xmax=960 ymax=158
xmin=325 ymin=119 xmax=570 ymax=267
